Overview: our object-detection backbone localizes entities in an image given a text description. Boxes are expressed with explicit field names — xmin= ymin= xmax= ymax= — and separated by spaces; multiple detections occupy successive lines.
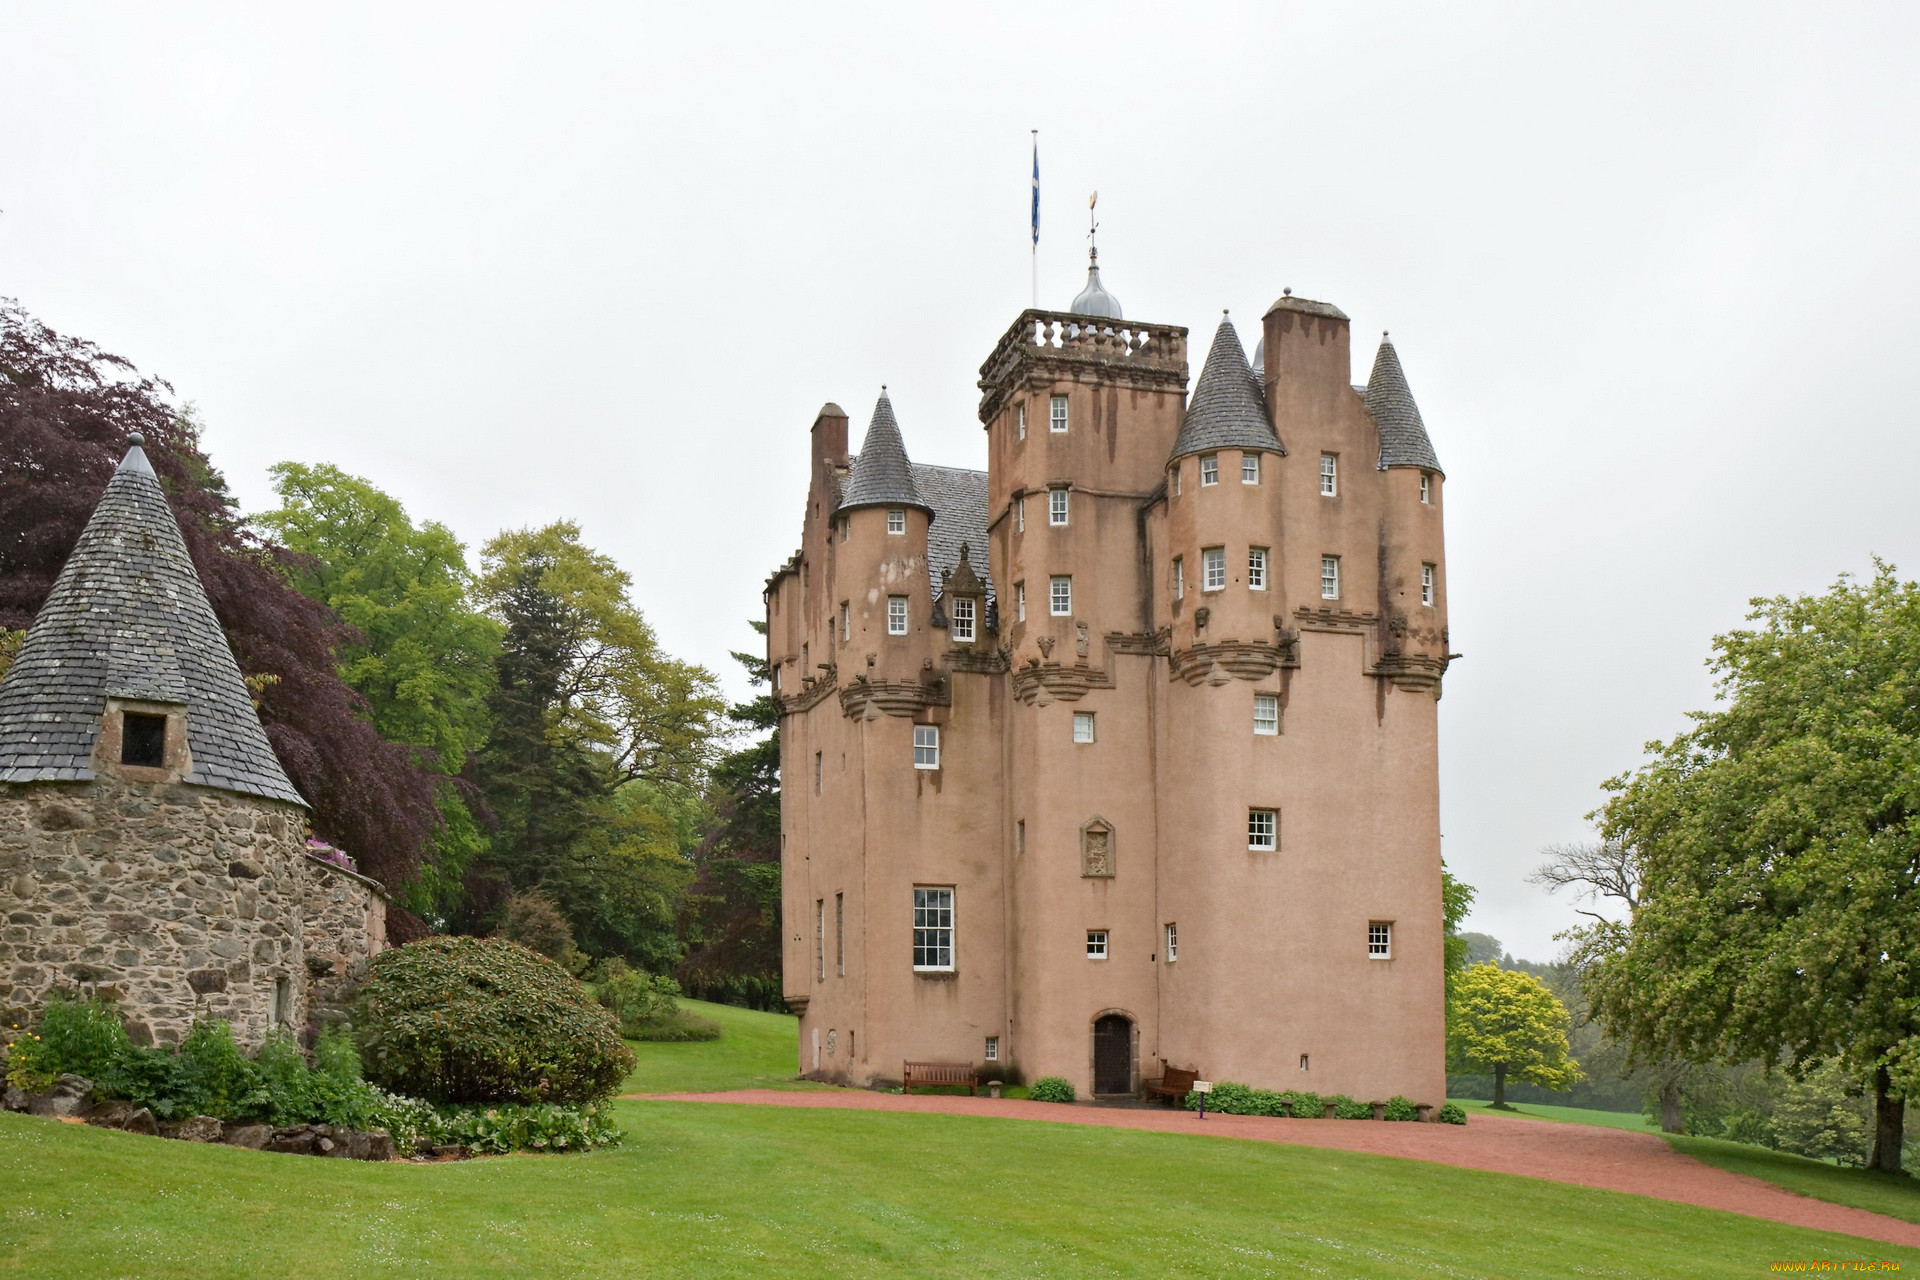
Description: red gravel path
xmin=632 ymin=1088 xmax=1920 ymax=1247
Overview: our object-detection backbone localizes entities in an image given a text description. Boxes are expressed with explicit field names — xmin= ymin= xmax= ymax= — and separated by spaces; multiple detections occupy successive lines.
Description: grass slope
xmin=6 ymin=1102 xmax=1911 ymax=1280
xmin=619 ymin=998 xmax=814 ymax=1094
xmin=1449 ymin=1099 xmax=1664 ymax=1132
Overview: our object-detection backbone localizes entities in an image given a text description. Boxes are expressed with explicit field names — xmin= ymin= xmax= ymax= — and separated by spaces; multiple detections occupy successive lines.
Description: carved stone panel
xmin=1081 ymin=817 xmax=1114 ymax=878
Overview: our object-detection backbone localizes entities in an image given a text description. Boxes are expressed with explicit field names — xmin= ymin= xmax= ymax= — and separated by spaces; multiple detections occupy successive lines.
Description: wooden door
xmin=1093 ymin=1015 xmax=1132 ymax=1094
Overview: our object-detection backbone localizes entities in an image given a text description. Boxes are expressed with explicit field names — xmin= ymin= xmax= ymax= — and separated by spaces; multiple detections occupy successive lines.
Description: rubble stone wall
xmin=0 ymin=776 xmax=309 ymax=1046
xmin=300 ymin=855 xmax=388 ymax=1009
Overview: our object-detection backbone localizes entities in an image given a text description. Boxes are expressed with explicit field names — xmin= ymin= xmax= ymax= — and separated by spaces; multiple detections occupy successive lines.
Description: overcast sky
xmin=5 ymin=3 xmax=1917 ymax=960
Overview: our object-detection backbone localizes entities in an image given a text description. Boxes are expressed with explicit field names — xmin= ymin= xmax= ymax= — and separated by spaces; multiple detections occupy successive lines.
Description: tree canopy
xmin=1589 ymin=563 xmax=1920 ymax=1170
xmin=1448 ymin=963 xmax=1580 ymax=1107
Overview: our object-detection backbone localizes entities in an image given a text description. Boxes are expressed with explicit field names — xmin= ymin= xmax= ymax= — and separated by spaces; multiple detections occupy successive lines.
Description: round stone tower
xmin=0 ymin=436 xmax=313 ymax=1046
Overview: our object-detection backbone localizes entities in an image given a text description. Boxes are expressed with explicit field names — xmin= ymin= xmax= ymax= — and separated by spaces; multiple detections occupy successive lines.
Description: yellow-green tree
xmin=1449 ymin=963 xmax=1581 ymax=1107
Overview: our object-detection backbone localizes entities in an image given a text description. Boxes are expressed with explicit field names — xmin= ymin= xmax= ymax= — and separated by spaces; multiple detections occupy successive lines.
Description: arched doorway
xmin=1092 ymin=1013 xmax=1134 ymax=1095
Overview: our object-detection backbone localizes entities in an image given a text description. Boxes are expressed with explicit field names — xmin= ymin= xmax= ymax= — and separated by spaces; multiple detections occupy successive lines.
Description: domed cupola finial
xmin=1069 ymin=190 xmax=1123 ymax=320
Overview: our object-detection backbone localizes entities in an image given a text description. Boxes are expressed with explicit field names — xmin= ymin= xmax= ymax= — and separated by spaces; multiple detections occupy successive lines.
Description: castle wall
xmin=300 ymin=855 xmax=389 ymax=1010
xmin=0 ymin=777 xmax=309 ymax=1047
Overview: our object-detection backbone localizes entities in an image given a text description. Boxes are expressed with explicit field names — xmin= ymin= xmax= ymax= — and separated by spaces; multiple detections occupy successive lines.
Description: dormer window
xmin=887 ymin=510 xmax=906 ymax=535
xmin=1200 ymin=455 xmax=1219 ymax=486
xmin=120 ymin=712 xmax=166 ymax=768
xmin=951 ymin=596 xmax=976 ymax=642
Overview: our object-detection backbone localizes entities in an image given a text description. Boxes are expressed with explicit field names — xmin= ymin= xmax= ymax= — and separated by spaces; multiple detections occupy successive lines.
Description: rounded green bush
xmin=1028 ymin=1075 xmax=1075 ymax=1103
xmin=354 ymin=936 xmax=635 ymax=1105
xmin=1437 ymin=1102 xmax=1467 ymax=1125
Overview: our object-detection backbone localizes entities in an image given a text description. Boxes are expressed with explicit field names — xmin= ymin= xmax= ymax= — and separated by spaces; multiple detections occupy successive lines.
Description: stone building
xmin=0 ymin=436 xmax=386 ymax=1046
xmin=768 ymin=254 xmax=1450 ymax=1103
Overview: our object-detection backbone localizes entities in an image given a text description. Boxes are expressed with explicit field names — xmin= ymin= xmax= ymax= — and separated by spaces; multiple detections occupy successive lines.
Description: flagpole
xmin=1030 ymin=130 xmax=1039 ymax=311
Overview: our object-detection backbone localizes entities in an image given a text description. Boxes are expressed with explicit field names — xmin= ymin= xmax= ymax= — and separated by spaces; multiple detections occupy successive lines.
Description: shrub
xmin=1437 ymin=1102 xmax=1467 ymax=1124
xmin=8 ymin=996 xmax=129 ymax=1090
xmin=354 ymin=936 xmax=635 ymax=1105
xmin=1183 ymin=1083 xmax=1327 ymax=1118
xmin=436 ymin=1100 xmax=622 ymax=1154
xmin=595 ymin=962 xmax=717 ymax=1040
xmin=1383 ymin=1095 xmax=1420 ymax=1121
xmin=248 ymin=1029 xmax=315 ymax=1125
xmin=175 ymin=1022 xmax=261 ymax=1118
xmin=1029 ymin=1076 xmax=1075 ymax=1103
xmin=495 ymin=890 xmax=590 ymax=975
xmin=1329 ymin=1093 xmax=1372 ymax=1120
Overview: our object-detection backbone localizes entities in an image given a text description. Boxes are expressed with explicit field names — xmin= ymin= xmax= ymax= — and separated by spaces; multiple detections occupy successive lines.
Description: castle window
xmin=1253 ymin=693 xmax=1280 ymax=736
xmin=836 ymin=893 xmax=845 ymax=976
xmin=1171 ymin=464 xmax=1181 ymax=497
xmin=1164 ymin=922 xmax=1178 ymax=963
xmin=1086 ymin=930 xmax=1108 ymax=960
xmin=1015 ymin=581 xmax=1026 ymax=622
xmin=951 ymin=596 xmax=976 ymax=642
xmin=1017 ymin=403 xmax=1027 ymax=440
xmin=1016 ymin=820 xmax=1025 ymax=855
xmin=913 ymin=725 xmax=940 ymax=769
xmin=838 ymin=518 xmax=849 ymax=542
xmin=1248 ymin=808 xmax=1279 ymax=851
xmin=887 ymin=509 xmax=906 ymax=535
xmin=815 ymin=899 xmax=826 ymax=981
xmin=1369 ymin=922 xmax=1393 ymax=959
xmin=814 ymin=751 xmax=823 ymax=794
xmin=1248 ymin=547 xmax=1268 ymax=591
xmin=1050 ymin=576 xmax=1072 ymax=616
xmin=1420 ymin=473 xmax=1432 ymax=504
xmin=1073 ymin=712 xmax=1095 ymax=743
xmin=1200 ymin=454 xmax=1219 ymax=486
xmin=985 ymin=1035 xmax=1000 ymax=1061
xmin=1172 ymin=557 xmax=1184 ymax=599
xmin=1048 ymin=488 xmax=1069 ymax=526
xmin=1202 ymin=547 xmax=1226 ymax=592
xmin=913 ymin=887 xmax=954 ymax=970
xmin=272 ymin=976 xmax=292 ymax=1026
xmin=1242 ymin=454 xmax=1261 ymax=484
xmin=1050 ymin=394 xmax=1069 ymax=432
xmin=1321 ymin=555 xmax=1341 ymax=600
xmin=1016 ymin=495 xmax=1026 ymax=533
xmin=1421 ymin=563 xmax=1436 ymax=607
xmin=120 ymin=712 xmax=166 ymax=768
xmin=1320 ymin=454 xmax=1338 ymax=497
xmin=888 ymin=595 xmax=908 ymax=634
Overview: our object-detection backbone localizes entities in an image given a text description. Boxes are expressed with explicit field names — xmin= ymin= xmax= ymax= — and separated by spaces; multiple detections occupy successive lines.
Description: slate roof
xmin=0 ymin=439 xmax=308 ymax=805
xmin=838 ymin=392 xmax=930 ymax=514
xmin=1364 ymin=334 xmax=1443 ymax=473
xmin=913 ymin=462 xmax=992 ymax=606
xmin=1169 ymin=315 xmax=1283 ymax=463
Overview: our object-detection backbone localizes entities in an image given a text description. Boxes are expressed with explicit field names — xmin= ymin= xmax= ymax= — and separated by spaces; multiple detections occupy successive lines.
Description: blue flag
xmin=1031 ymin=138 xmax=1040 ymax=247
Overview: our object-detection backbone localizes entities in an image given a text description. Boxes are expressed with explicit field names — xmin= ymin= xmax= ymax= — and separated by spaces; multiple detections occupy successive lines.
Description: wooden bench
xmin=1144 ymin=1065 xmax=1198 ymax=1105
xmin=902 ymin=1061 xmax=976 ymax=1095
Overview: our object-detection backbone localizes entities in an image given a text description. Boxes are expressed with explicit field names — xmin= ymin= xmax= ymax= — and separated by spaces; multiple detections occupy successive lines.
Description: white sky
xmin=4 ymin=3 xmax=1917 ymax=961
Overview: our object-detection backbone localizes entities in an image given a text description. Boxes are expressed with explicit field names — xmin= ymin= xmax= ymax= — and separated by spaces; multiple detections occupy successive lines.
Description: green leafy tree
xmin=1590 ymin=563 xmax=1920 ymax=1170
xmin=1441 ymin=864 xmax=1476 ymax=1001
xmin=0 ymin=628 xmax=21 ymax=681
xmin=1448 ymin=963 xmax=1581 ymax=1107
xmin=257 ymin=463 xmax=501 ymax=916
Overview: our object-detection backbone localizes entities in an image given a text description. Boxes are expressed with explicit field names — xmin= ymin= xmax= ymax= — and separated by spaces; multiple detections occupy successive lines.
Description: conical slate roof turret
xmin=1364 ymin=333 xmax=1442 ymax=473
xmin=1069 ymin=248 xmax=1123 ymax=320
xmin=0 ymin=437 xmax=307 ymax=805
xmin=1168 ymin=314 xmax=1283 ymax=464
xmin=838 ymin=391 xmax=930 ymax=513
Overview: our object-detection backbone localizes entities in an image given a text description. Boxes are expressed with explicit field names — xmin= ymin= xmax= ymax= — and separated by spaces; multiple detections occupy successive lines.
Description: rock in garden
xmin=174 ymin=1115 xmax=223 ymax=1143
xmin=3 ymin=1085 xmax=30 ymax=1112
xmin=363 ymin=1130 xmax=395 ymax=1162
xmin=48 ymin=1077 xmax=94 ymax=1116
xmin=85 ymin=1099 xmax=136 ymax=1129
xmin=267 ymin=1126 xmax=317 ymax=1155
xmin=431 ymin=1144 xmax=466 ymax=1161
xmin=222 ymin=1123 xmax=270 ymax=1149
xmin=123 ymin=1108 xmax=158 ymax=1136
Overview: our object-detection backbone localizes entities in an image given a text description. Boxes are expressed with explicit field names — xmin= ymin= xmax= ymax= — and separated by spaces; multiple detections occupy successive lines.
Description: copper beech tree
xmin=0 ymin=299 xmax=442 ymax=895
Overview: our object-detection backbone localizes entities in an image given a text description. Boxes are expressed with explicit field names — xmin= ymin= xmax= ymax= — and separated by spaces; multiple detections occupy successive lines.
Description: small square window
xmin=913 ymin=725 xmax=940 ymax=770
xmin=1073 ymin=711 xmax=1095 ymax=743
xmin=1049 ymin=488 xmax=1069 ymax=526
xmin=1321 ymin=555 xmax=1341 ymax=600
xmin=1164 ymin=922 xmax=1178 ymax=963
xmin=1086 ymin=930 xmax=1108 ymax=960
xmin=985 ymin=1035 xmax=1000 ymax=1061
xmin=1248 ymin=808 xmax=1278 ymax=851
xmin=1369 ymin=922 xmax=1393 ymax=959
xmin=887 ymin=509 xmax=906 ymax=535
xmin=1172 ymin=557 xmax=1184 ymax=599
xmin=1420 ymin=473 xmax=1432 ymax=504
xmin=120 ymin=712 xmax=166 ymax=768
xmin=1242 ymin=454 xmax=1260 ymax=484
xmin=1421 ymin=563 xmax=1436 ymax=607
xmin=1320 ymin=454 xmax=1338 ymax=497
xmin=1253 ymin=693 xmax=1280 ymax=736
xmin=1016 ymin=404 xmax=1027 ymax=440
xmin=1050 ymin=576 xmax=1072 ymax=616
xmin=1050 ymin=394 xmax=1069 ymax=432
xmin=888 ymin=595 xmax=908 ymax=634
xmin=1015 ymin=581 xmax=1026 ymax=623
xmin=951 ymin=596 xmax=976 ymax=642
xmin=1202 ymin=547 xmax=1226 ymax=592
xmin=1200 ymin=455 xmax=1219 ymax=486
xmin=1248 ymin=547 xmax=1268 ymax=591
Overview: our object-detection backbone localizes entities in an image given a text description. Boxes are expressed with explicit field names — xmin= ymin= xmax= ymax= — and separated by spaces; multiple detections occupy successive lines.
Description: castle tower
xmin=0 ymin=436 xmax=314 ymax=1046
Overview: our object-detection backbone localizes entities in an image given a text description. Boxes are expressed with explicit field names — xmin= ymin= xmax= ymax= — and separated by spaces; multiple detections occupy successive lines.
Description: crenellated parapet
xmin=977 ymin=309 xmax=1188 ymax=421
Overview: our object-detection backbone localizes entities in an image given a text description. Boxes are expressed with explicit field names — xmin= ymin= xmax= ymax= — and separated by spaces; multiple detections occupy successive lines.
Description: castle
xmin=0 ymin=437 xmax=387 ymax=1046
xmin=768 ymin=252 xmax=1450 ymax=1102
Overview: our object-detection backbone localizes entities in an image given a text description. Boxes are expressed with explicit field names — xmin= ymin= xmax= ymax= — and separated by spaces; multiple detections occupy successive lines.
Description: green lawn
xmin=1449 ymin=1099 xmax=1664 ymax=1132
xmin=618 ymin=998 xmax=818 ymax=1094
xmin=6 ymin=1101 xmax=1911 ymax=1279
